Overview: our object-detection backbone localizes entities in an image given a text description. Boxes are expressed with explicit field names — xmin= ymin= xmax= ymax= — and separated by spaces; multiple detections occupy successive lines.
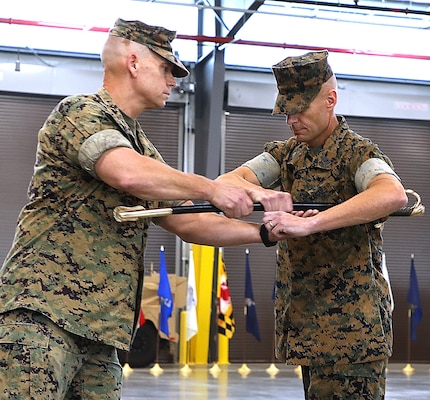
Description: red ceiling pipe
xmin=177 ymin=34 xmax=430 ymax=61
xmin=1 ymin=17 xmax=430 ymax=61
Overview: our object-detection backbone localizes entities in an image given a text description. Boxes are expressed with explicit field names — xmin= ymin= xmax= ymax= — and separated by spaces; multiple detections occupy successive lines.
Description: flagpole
xmin=149 ymin=306 xmax=164 ymax=376
xmin=179 ymin=308 xmax=192 ymax=375
xmin=266 ymin=250 xmax=279 ymax=377
xmin=240 ymin=248 xmax=261 ymax=375
xmin=155 ymin=313 xmax=161 ymax=365
xmin=241 ymin=300 xmax=248 ymax=361
xmin=238 ymin=249 xmax=251 ymax=376
xmin=151 ymin=245 xmax=173 ymax=376
xmin=402 ymin=306 xmax=414 ymax=373
xmin=403 ymin=253 xmax=415 ymax=374
xmin=238 ymin=308 xmax=250 ymax=376
xmin=181 ymin=245 xmax=199 ymax=374
xmin=155 ymin=256 xmax=161 ymax=367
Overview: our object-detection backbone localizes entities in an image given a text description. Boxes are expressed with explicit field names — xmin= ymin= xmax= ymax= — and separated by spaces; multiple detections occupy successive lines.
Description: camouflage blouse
xmin=265 ymin=117 xmax=395 ymax=366
xmin=0 ymin=88 xmax=177 ymax=350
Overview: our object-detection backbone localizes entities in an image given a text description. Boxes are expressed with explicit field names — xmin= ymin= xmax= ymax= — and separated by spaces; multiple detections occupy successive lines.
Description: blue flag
xmin=158 ymin=246 xmax=173 ymax=337
xmin=245 ymin=250 xmax=260 ymax=342
xmin=407 ymin=255 xmax=422 ymax=341
xmin=272 ymin=280 xmax=276 ymax=301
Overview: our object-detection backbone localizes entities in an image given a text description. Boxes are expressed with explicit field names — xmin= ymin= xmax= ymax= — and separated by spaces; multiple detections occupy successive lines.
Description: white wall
xmin=1 ymin=51 xmax=429 ymax=121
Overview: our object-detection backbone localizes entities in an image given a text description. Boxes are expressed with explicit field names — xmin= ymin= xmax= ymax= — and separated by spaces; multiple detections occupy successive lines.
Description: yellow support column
xmin=218 ymin=333 xmax=230 ymax=364
xmin=191 ymin=244 xmax=215 ymax=364
xmin=179 ymin=310 xmax=187 ymax=365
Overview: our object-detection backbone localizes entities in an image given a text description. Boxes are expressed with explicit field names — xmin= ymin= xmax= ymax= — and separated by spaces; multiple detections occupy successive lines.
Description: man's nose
xmin=286 ymin=114 xmax=297 ymax=125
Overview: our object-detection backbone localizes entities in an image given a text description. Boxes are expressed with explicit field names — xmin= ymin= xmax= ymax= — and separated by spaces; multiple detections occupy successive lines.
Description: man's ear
xmin=327 ymin=89 xmax=337 ymax=109
xmin=127 ymin=53 xmax=139 ymax=77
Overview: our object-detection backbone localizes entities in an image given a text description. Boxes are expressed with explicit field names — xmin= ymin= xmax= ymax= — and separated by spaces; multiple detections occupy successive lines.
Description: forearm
xmin=308 ymin=175 xmax=407 ymax=233
xmin=217 ymin=167 xmax=261 ymax=192
xmin=96 ymin=147 xmax=216 ymax=201
xmin=217 ymin=168 xmax=293 ymax=212
xmin=95 ymin=147 xmax=255 ymax=217
xmin=158 ymin=212 xmax=262 ymax=247
xmin=264 ymin=174 xmax=408 ymax=238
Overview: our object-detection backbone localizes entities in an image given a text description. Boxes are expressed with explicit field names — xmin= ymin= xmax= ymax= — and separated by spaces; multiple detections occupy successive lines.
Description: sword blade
xmin=113 ymin=189 xmax=424 ymax=222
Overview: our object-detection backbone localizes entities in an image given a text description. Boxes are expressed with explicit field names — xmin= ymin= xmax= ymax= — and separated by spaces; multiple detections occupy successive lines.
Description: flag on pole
xmin=138 ymin=308 xmax=146 ymax=327
xmin=218 ymin=255 xmax=235 ymax=338
xmin=186 ymin=248 xmax=198 ymax=341
xmin=272 ymin=249 xmax=278 ymax=301
xmin=407 ymin=254 xmax=422 ymax=341
xmin=245 ymin=249 xmax=260 ymax=342
xmin=272 ymin=280 xmax=276 ymax=301
xmin=158 ymin=246 xmax=173 ymax=338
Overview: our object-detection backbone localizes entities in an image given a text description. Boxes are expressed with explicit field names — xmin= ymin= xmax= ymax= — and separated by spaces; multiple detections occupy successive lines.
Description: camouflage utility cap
xmin=272 ymin=50 xmax=333 ymax=115
xmin=109 ymin=18 xmax=189 ymax=78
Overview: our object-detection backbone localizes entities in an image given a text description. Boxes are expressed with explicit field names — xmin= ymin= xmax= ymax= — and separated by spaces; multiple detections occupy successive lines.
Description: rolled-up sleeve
xmin=78 ymin=129 xmax=133 ymax=179
xmin=242 ymin=152 xmax=281 ymax=189
xmin=355 ymin=158 xmax=400 ymax=193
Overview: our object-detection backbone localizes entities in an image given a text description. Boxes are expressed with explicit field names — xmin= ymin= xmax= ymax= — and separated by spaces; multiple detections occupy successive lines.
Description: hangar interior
xmin=0 ymin=0 xmax=429 ymax=370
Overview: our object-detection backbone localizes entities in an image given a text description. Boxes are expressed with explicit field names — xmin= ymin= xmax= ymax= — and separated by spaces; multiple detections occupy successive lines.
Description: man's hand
xmin=209 ymin=181 xmax=254 ymax=218
xmin=263 ymin=210 xmax=318 ymax=239
xmin=216 ymin=167 xmax=293 ymax=215
xmin=247 ymin=187 xmax=293 ymax=213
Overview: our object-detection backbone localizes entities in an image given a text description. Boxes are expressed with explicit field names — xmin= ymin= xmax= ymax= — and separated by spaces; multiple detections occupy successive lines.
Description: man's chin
xmin=293 ymin=134 xmax=305 ymax=142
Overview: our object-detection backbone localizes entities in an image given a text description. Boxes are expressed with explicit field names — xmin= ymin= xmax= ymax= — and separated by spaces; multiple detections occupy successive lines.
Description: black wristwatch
xmin=259 ymin=224 xmax=277 ymax=247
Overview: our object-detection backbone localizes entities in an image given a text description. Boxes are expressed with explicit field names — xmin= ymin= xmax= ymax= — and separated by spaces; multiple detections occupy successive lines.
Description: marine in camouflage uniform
xmin=222 ymin=51 xmax=407 ymax=399
xmin=0 ymin=84 xmax=183 ymax=399
xmin=262 ymin=122 xmax=394 ymax=367
xmin=0 ymin=17 xmax=265 ymax=399
xmin=0 ymin=86 xmax=180 ymax=350
xmin=258 ymin=123 xmax=393 ymax=399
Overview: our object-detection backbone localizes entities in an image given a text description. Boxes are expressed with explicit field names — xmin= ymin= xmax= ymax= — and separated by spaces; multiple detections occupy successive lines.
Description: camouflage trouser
xmin=0 ymin=309 xmax=123 ymax=400
xmin=301 ymin=359 xmax=387 ymax=400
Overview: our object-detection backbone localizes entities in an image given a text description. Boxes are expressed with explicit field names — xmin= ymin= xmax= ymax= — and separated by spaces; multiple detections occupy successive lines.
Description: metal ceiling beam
xmin=132 ymin=0 xmax=430 ymax=17
xmin=194 ymin=0 xmax=226 ymax=180
xmin=271 ymin=0 xmax=430 ymax=17
xmin=225 ymin=0 xmax=265 ymax=38
xmin=193 ymin=1 xmax=266 ymax=179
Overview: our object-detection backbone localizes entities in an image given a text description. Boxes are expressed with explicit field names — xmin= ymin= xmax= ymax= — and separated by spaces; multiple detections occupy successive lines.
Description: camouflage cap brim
xmin=145 ymin=45 xmax=189 ymax=78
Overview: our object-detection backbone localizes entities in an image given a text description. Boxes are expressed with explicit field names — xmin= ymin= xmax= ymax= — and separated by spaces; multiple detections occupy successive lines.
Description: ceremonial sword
xmin=113 ymin=189 xmax=424 ymax=222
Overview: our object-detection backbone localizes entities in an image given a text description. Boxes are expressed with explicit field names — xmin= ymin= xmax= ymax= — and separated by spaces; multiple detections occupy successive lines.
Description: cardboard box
xmin=141 ymin=272 xmax=187 ymax=342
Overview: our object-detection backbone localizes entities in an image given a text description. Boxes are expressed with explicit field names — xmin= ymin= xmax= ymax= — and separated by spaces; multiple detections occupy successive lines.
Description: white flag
xmin=382 ymin=252 xmax=394 ymax=312
xmin=186 ymin=248 xmax=198 ymax=341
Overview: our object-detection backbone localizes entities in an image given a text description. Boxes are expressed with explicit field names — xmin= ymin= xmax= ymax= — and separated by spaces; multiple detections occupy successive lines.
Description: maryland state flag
xmin=217 ymin=256 xmax=235 ymax=338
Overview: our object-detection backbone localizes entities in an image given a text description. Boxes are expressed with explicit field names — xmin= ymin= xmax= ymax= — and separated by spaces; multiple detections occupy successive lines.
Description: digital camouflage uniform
xmin=0 ymin=87 xmax=180 ymax=398
xmin=267 ymin=118 xmax=394 ymax=367
xmin=0 ymin=17 xmax=189 ymax=399
xmin=245 ymin=116 xmax=397 ymax=399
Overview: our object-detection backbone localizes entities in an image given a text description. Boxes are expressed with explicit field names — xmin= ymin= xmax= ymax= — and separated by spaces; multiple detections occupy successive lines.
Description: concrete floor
xmin=120 ymin=362 xmax=429 ymax=399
